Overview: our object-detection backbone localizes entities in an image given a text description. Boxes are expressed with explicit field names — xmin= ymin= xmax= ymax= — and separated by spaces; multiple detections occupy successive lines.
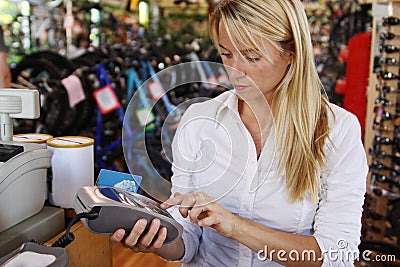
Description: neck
xmin=238 ymin=98 xmax=273 ymax=136
xmin=238 ymin=97 xmax=272 ymax=122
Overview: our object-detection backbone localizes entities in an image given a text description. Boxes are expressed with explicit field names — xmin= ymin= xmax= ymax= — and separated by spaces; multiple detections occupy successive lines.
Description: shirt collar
xmin=215 ymin=90 xmax=240 ymax=122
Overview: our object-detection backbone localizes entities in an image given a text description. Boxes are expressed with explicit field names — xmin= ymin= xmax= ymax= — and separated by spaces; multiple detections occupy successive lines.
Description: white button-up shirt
xmin=166 ymin=90 xmax=368 ymax=266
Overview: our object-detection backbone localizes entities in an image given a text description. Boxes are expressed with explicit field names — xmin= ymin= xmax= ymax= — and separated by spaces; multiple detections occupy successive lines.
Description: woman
xmin=111 ymin=0 xmax=368 ymax=266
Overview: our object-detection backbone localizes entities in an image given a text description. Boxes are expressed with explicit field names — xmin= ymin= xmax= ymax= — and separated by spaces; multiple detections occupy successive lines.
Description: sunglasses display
xmin=383 ymin=16 xmax=400 ymax=26
xmin=380 ymin=32 xmax=400 ymax=40
xmin=376 ymin=84 xmax=400 ymax=93
xmin=365 ymin=13 xmax=400 ymax=247
xmin=377 ymin=70 xmax=399 ymax=80
xmin=378 ymin=57 xmax=400 ymax=66
xmin=379 ymin=44 xmax=400 ymax=54
xmin=370 ymin=160 xmax=400 ymax=174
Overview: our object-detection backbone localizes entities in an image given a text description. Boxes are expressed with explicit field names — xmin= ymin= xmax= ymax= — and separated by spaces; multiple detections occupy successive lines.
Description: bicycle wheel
xmin=72 ymin=69 xmax=97 ymax=134
xmin=23 ymin=51 xmax=76 ymax=78
xmin=12 ymin=56 xmax=62 ymax=82
xmin=37 ymin=81 xmax=69 ymax=134
xmin=12 ymin=57 xmax=68 ymax=134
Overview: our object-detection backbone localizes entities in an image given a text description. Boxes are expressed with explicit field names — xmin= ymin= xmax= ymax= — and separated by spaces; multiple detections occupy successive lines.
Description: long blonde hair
xmin=209 ymin=0 xmax=331 ymax=202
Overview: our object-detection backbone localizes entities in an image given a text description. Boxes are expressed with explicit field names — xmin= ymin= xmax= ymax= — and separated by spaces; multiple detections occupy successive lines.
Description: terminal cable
xmin=51 ymin=212 xmax=99 ymax=248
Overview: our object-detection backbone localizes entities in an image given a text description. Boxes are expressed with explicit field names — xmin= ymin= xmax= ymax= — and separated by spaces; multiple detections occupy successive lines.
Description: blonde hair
xmin=209 ymin=0 xmax=331 ymax=202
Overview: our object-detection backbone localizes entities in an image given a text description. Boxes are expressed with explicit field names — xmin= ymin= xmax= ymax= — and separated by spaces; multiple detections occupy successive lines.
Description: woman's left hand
xmin=160 ymin=192 xmax=239 ymax=238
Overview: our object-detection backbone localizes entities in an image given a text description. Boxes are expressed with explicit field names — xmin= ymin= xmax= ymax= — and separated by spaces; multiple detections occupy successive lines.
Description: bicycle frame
xmin=94 ymin=63 xmax=126 ymax=171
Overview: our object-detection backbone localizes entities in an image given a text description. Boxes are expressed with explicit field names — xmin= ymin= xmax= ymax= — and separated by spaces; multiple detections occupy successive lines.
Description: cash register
xmin=0 ymin=89 xmax=64 ymax=258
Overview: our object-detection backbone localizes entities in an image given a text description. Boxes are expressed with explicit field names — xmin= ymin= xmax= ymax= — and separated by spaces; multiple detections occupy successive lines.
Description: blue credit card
xmin=96 ymin=169 xmax=142 ymax=193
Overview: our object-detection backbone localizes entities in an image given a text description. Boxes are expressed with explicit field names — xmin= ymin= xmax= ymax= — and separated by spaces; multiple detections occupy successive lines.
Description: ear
xmin=288 ymin=52 xmax=294 ymax=65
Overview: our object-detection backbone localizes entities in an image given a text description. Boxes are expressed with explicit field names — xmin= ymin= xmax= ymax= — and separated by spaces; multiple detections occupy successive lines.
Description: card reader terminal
xmin=73 ymin=186 xmax=183 ymax=244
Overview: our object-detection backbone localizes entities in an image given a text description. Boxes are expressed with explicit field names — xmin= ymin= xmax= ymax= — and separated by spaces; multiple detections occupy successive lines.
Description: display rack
xmin=363 ymin=0 xmax=400 ymax=244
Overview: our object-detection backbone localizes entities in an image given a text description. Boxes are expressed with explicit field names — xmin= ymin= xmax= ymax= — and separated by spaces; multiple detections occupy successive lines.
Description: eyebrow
xmin=218 ymin=43 xmax=228 ymax=50
xmin=219 ymin=43 xmax=257 ymax=54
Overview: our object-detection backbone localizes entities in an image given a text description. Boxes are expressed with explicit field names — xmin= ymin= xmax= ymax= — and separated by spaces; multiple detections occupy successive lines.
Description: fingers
xmin=137 ymin=218 xmax=160 ymax=247
xmin=161 ymin=192 xmax=213 ymax=221
xmin=110 ymin=228 xmax=126 ymax=244
xmin=138 ymin=221 xmax=167 ymax=251
xmin=124 ymin=219 xmax=148 ymax=247
xmin=179 ymin=194 xmax=198 ymax=218
xmin=121 ymin=218 xmax=167 ymax=252
xmin=144 ymin=226 xmax=168 ymax=252
xmin=160 ymin=192 xmax=183 ymax=209
xmin=197 ymin=211 xmax=208 ymax=221
xmin=188 ymin=205 xmax=208 ymax=223
xmin=198 ymin=212 xmax=221 ymax=227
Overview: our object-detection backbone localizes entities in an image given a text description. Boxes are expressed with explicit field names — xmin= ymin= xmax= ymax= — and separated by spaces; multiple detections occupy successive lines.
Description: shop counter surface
xmin=45 ymin=220 xmax=112 ymax=267
xmin=0 ymin=206 xmax=65 ymax=258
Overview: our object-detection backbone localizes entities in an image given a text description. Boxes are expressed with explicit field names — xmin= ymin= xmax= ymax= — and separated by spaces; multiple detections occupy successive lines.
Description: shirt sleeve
xmin=313 ymin=110 xmax=368 ymax=266
xmin=161 ymin=105 xmax=203 ymax=263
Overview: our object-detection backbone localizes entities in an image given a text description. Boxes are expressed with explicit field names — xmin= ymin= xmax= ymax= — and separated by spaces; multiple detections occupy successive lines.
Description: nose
xmin=225 ymin=56 xmax=246 ymax=81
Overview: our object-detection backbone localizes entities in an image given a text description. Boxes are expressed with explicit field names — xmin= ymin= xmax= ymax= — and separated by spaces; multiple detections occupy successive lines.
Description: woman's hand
xmin=161 ymin=192 xmax=239 ymax=238
xmin=110 ymin=218 xmax=167 ymax=253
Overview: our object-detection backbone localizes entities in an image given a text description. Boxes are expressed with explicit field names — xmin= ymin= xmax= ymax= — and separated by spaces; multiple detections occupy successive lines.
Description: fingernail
xmin=153 ymin=219 xmax=160 ymax=227
xmin=139 ymin=219 xmax=146 ymax=226
xmin=116 ymin=229 xmax=124 ymax=238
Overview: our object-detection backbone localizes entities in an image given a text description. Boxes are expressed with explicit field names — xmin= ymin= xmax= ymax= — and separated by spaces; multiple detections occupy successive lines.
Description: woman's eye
xmin=246 ymin=55 xmax=260 ymax=62
xmin=220 ymin=52 xmax=232 ymax=58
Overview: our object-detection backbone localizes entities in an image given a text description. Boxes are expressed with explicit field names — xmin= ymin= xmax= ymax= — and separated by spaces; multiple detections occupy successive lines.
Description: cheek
xmin=250 ymin=63 xmax=287 ymax=89
xmin=224 ymin=64 xmax=246 ymax=81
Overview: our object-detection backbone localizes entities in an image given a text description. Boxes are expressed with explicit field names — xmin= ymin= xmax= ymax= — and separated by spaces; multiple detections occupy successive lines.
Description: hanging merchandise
xmin=126 ymin=0 xmax=139 ymax=12
xmin=138 ymin=0 xmax=149 ymax=28
xmin=90 ymin=4 xmax=102 ymax=47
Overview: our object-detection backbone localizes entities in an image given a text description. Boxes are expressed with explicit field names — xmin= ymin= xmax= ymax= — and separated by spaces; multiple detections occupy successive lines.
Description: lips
xmin=234 ymin=84 xmax=250 ymax=90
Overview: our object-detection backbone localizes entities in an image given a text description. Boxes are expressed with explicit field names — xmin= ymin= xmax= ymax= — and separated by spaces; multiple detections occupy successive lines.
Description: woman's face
xmin=218 ymin=23 xmax=292 ymax=103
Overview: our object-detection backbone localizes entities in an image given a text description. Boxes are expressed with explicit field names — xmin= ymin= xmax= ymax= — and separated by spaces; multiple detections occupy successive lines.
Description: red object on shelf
xmin=343 ymin=32 xmax=371 ymax=140
xmin=338 ymin=45 xmax=350 ymax=62
xmin=335 ymin=78 xmax=347 ymax=94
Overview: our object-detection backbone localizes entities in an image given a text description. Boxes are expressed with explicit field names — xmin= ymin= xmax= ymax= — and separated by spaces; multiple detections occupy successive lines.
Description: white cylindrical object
xmin=47 ymin=136 xmax=94 ymax=208
xmin=13 ymin=133 xmax=53 ymax=146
